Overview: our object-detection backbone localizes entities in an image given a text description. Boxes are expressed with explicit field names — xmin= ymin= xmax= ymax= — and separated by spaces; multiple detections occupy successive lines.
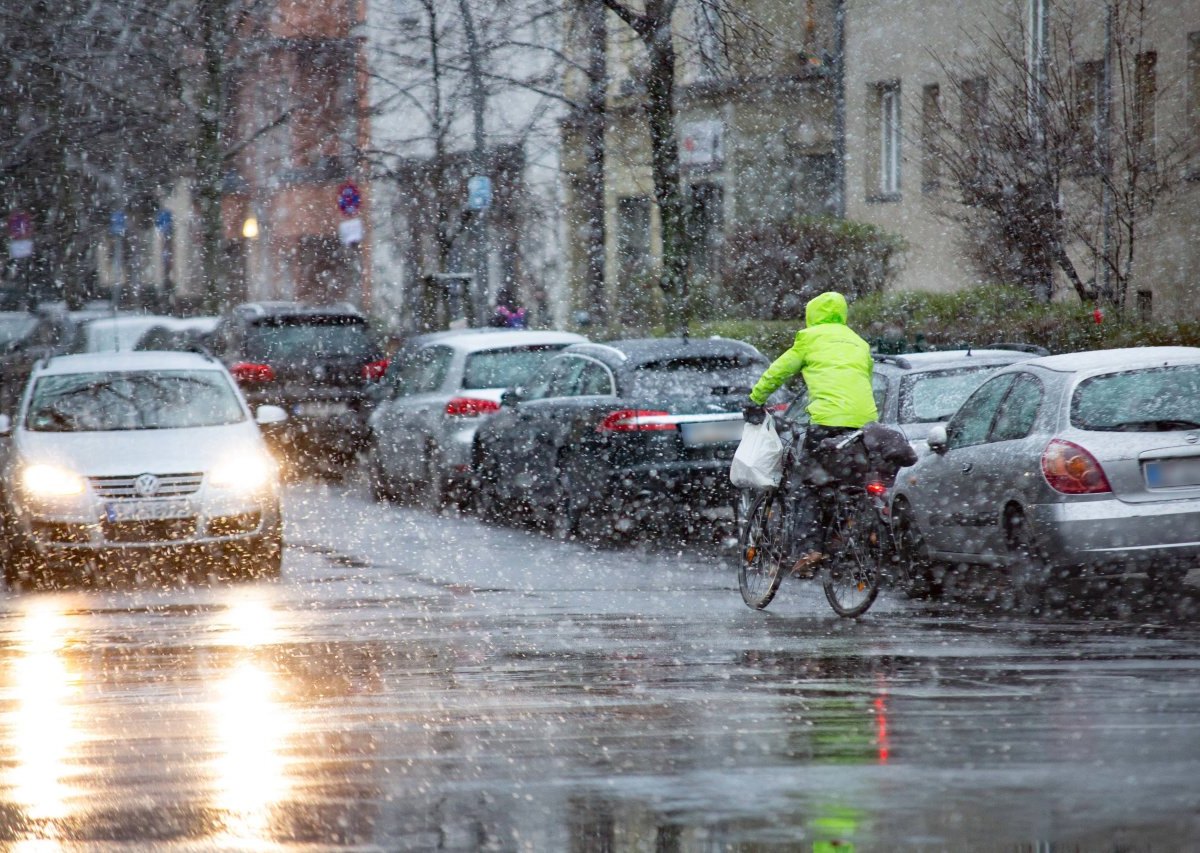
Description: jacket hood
xmin=805 ymin=292 xmax=848 ymax=327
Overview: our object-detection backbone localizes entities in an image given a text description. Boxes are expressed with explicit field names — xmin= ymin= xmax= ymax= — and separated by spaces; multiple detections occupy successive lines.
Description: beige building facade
xmin=843 ymin=0 xmax=1200 ymax=319
xmin=561 ymin=1 xmax=842 ymax=331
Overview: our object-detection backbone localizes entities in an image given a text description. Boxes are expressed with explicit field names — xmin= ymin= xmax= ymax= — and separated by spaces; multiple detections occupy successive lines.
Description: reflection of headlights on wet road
xmin=20 ymin=463 xmax=86 ymax=498
xmin=209 ymin=454 xmax=275 ymax=493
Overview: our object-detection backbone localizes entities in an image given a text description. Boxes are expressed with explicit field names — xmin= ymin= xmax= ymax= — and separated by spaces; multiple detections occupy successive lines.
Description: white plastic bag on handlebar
xmin=729 ymin=418 xmax=783 ymax=489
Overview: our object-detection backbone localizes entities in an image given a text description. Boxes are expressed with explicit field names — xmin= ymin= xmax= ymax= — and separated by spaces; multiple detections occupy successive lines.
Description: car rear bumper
xmin=1029 ymin=496 xmax=1200 ymax=568
xmin=608 ymin=459 xmax=735 ymax=511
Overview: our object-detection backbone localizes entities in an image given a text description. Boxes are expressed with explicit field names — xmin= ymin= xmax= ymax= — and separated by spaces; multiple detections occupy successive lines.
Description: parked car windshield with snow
xmin=25 ymin=370 xmax=246 ymax=432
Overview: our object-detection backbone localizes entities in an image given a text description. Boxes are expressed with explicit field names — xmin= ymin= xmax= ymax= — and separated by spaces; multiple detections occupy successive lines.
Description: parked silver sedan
xmin=890 ymin=347 xmax=1200 ymax=600
xmin=367 ymin=328 xmax=586 ymax=507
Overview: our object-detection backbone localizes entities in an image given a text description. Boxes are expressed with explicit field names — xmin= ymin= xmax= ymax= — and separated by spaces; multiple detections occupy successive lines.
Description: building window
xmin=1189 ymin=33 xmax=1200 ymax=172
xmin=960 ymin=76 xmax=989 ymax=187
xmin=1026 ymin=0 xmax=1048 ymax=128
xmin=685 ymin=183 xmax=724 ymax=281
xmin=1073 ymin=60 xmax=1104 ymax=173
xmin=921 ymin=84 xmax=942 ymax=194
xmin=615 ymin=196 xmax=651 ymax=285
xmin=878 ymin=83 xmax=901 ymax=199
xmin=1134 ymin=52 xmax=1157 ymax=169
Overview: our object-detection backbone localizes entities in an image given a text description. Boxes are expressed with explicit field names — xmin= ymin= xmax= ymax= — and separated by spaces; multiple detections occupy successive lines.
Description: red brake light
xmin=866 ymin=480 xmax=887 ymax=497
xmin=597 ymin=409 xmax=676 ymax=432
xmin=445 ymin=397 xmax=501 ymax=417
xmin=1041 ymin=439 xmax=1112 ymax=494
xmin=362 ymin=358 xmax=389 ymax=380
xmin=231 ymin=362 xmax=275 ymax=383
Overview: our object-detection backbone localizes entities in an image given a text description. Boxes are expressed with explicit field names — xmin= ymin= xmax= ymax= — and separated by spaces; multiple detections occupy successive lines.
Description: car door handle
xmin=961 ymin=462 xmax=973 ymax=473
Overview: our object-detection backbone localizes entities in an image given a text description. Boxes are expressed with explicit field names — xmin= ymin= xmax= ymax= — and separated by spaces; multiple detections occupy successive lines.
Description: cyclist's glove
xmin=742 ymin=401 xmax=767 ymax=425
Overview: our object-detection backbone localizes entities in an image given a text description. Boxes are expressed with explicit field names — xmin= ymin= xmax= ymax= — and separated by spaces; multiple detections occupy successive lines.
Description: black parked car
xmin=473 ymin=337 xmax=772 ymax=539
xmin=207 ymin=302 xmax=387 ymax=468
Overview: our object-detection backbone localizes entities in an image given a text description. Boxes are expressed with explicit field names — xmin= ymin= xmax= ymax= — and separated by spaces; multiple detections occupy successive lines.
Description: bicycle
xmin=736 ymin=417 xmax=895 ymax=618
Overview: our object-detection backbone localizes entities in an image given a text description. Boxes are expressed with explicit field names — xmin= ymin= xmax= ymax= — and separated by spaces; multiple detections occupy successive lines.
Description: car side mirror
xmin=500 ymin=387 xmax=523 ymax=408
xmin=0 ymin=414 xmax=11 ymax=437
xmin=255 ymin=405 xmax=288 ymax=425
xmin=926 ymin=424 xmax=949 ymax=454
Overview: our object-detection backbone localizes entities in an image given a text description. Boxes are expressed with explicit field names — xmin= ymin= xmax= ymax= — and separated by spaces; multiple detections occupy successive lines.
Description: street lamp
xmin=242 ymin=216 xmax=259 ymax=240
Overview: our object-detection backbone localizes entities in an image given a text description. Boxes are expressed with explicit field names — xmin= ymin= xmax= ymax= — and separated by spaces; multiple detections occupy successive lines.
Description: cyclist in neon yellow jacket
xmin=743 ymin=291 xmax=879 ymax=574
xmin=746 ymin=291 xmax=878 ymax=423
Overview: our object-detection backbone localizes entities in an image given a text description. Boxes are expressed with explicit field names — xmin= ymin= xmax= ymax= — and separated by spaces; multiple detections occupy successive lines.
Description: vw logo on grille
xmin=313 ymin=365 xmax=326 ymax=380
xmin=134 ymin=473 xmax=161 ymax=497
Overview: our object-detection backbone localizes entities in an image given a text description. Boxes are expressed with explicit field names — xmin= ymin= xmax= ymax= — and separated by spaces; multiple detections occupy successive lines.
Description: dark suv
xmin=207 ymin=302 xmax=387 ymax=467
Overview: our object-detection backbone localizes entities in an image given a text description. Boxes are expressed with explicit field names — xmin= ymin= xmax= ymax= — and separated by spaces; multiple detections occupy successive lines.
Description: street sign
xmin=7 ymin=210 xmax=33 ymax=241
xmin=110 ymin=210 xmax=127 ymax=236
xmin=337 ymin=181 xmax=361 ymax=217
xmin=155 ymin=209 xmax=174 ymax=235
xmin=338 ymin=217 xmax=364 ymax=246
xmin=467 ymin=175 xmax=492 ymax=211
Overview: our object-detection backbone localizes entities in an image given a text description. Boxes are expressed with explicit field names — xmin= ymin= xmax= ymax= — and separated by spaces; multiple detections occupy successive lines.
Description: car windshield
xmin=628 ymin=355 xmax=765 ymax=400
xmin=25 ymin=370 xmax=246 ymax=432
xmin=899 ymin=366 xmax=1005 ymax=423
xmin=462 ymin=345 xmax=569 ymax=389
xmin=0 ymin=315 xmax=36 ymax=348
xmin=1072 ymin=365 xmax=1200 ymax=431
xmin=246 ymin=318 xmax=376 ymax=361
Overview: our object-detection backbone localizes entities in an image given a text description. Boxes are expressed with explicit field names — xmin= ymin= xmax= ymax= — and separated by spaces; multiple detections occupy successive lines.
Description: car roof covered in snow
xmin=406 ymin=328 xmax=587 ymax=354
xmin=566 ymin=337 xmax=766 ymax=369
xmin=37 ymin=350 xmax=224 ymax=377
xmin=1020 ymin=346 xmax=1200 ymax=375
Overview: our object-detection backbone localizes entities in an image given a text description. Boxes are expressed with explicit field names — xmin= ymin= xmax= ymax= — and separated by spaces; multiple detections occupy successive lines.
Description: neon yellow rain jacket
xmin=749 ymin=291 xmax=879 ymax=428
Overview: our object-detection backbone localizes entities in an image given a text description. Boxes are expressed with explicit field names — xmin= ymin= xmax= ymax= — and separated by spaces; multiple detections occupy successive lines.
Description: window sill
xmin=866 ymin=193 xmax=902 ymax=204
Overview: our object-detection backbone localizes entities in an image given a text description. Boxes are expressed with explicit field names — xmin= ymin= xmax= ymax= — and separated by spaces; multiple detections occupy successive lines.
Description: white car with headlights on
xmin=0 ymin=351 xmax=286 ymax=587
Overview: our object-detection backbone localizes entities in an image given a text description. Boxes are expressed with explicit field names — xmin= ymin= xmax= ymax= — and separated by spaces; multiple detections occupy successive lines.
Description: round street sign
xmin=337 ymin=181 xmax=361 ymax=217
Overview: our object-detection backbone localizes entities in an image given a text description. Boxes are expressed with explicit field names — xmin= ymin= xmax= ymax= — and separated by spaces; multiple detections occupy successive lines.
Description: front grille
xmin=102 ymin=519 xmax=197 ymax=543
xmin=31 ymin=521 xmax=93 ymax=544
xmin=90 ymin=473 xmax=203 ymax=499
xmin=207 ymin=512 xmax=261 ymax=537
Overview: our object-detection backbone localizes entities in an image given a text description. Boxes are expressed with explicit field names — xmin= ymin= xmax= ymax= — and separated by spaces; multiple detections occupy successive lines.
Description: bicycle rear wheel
xmin=822 ymin=496 xmax=883 ymax=618
xmin=738 ymin=490 xmax=788 ymax=609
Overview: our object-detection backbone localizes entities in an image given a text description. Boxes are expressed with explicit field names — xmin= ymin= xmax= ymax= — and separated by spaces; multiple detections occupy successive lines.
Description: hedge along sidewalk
xmin=656 ymin=286 xmax=1200 ymax=359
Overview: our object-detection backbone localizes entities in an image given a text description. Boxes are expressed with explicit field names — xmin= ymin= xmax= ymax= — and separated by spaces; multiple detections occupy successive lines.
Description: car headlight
xmin=209 ymin=454 xmax=276 ymax=493
xmin=21 ymin=464 xmax=86 ymax=498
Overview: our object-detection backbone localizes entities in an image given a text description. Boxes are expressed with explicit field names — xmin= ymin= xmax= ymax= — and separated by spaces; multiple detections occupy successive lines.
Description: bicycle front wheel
xmin=738 ymin=490 xmax=788 ymax=610
xmin=822 ymin=497 xmax=883 ymax=618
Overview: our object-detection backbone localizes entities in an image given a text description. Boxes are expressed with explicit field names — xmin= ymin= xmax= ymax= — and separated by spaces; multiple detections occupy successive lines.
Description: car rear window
xmin=246 ymin=317 xmax=376 ymax=362
xmin=628 ymin=355 xmax=766 ymax=399
xmin=899 ymin=366 xmax=1006 ymax=424
xmin=1071 ymin=365 xmax=1200 ymax=431
xmin=462 ymin=345 xmax=570 ymax=390
xmin=26 ymin=370 xmax=245 ymax=432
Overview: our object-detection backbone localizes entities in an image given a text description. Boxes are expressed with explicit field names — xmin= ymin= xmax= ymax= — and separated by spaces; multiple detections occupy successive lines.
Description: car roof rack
xmin=982 ymin=342 xmax=1051 ymax=356
xmin=872 ymin=353 xmax=912 ymax=369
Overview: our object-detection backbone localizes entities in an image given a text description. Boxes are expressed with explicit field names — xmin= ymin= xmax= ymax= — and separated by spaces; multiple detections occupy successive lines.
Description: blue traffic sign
xmin=468 ymin=175 xmax=492 ymax=211
xmin=155 ymin=209 xmax=174 ymax=235
xmin=110 ymin=210 xmax=127 ymax=236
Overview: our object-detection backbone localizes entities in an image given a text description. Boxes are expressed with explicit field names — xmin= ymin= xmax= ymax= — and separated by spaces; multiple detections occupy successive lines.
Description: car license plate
xmin=294 ymin=401 xmax=350 ymax=417
xmin=1144 ymin=458 xmax=1200 ymax=489
xmin=105 ymin=499 xmax=193 ymax=522
xmin=681 ymin=419 xmax=743 ymax=447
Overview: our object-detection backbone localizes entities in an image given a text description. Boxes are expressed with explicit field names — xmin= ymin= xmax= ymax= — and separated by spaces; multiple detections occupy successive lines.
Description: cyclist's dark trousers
xmin=792 ymin=425 xmax=857 ymax=556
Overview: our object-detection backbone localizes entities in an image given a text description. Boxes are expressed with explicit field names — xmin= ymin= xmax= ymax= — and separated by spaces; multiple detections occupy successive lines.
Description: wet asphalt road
xmin=0 ymin=476 xmax=1198 ymax=851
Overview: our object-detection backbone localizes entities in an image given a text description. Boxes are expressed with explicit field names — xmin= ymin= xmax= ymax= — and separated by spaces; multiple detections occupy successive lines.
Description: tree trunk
xmin=641 ymin=13 xmax=688 ymax=337
xmin=579 ymin=0 xmax=608 ymax=330
xmin=197 ymin=0 xmax=229 ymax=314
